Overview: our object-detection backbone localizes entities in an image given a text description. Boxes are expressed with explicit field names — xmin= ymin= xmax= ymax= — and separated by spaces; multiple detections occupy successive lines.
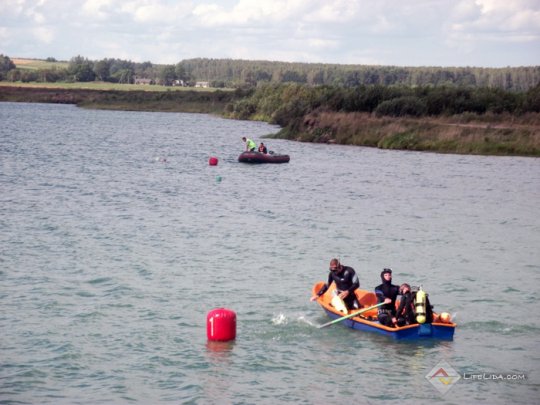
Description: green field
xmin=13 ymin=58 xmax=69 ymax=70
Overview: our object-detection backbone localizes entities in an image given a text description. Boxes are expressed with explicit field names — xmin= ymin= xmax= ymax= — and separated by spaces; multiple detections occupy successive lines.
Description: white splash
xmin=272 ymin=313 xmax=287 ymax=325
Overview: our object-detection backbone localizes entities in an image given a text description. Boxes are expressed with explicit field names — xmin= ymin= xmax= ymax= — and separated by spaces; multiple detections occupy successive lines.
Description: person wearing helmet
xmin=242 ymin=136 xmax=257 ymax=151
xmin=310 ymin=258 xmax=360 ymax=311
xmin=374 ymin=268 xmax=400 ymax=327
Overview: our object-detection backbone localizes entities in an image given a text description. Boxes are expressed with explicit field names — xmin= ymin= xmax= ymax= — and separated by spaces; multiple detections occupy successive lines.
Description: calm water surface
xmin=1 ymin=102 xmax=539 ymax=404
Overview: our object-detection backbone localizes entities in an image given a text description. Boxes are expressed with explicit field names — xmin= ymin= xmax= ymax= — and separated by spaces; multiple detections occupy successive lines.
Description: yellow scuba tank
xmin=415 ymin=288 xmax=427 ymax=324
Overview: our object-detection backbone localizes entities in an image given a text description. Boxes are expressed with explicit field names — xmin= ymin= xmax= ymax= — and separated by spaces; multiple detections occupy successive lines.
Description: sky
xmin=1 ymin=0 xmax=539 ymax=67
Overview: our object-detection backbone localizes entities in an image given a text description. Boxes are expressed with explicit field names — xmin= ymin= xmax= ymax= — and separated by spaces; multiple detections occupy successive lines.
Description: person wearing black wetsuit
xmin=374 ymin=268 xmax=399 ymax=327
xmin=311 ymin=258 xmax=360 ymax=310
xmin=396 ymin=283 xmax=416 ymax=326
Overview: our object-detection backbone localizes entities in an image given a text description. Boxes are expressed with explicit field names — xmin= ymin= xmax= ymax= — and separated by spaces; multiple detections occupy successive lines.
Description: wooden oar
xmin=318 ymin=302 xmax=385 ymax=329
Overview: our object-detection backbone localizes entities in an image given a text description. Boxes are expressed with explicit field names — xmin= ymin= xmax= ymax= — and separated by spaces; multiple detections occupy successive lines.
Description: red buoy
xmin=207 ymin=308 xmax=236 ymax=341
xmin=209 ymin=156 xmax=218 ymax=166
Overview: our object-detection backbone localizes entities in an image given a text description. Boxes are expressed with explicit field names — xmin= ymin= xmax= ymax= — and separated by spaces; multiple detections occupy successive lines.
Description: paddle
xmin=317 ymin=302 xmax=385 ymax=329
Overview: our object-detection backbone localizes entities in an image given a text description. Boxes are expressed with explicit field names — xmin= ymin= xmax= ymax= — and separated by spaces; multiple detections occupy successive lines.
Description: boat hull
xmin=238 ymin=151 xmax=290 ymax=164
xmin=313 ymin=282 xmax=456 ymax=340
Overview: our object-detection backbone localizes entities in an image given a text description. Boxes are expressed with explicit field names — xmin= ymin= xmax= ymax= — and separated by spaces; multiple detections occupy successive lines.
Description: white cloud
xmin=193 ymin=0 xmax=311 ymax=26
xmin=303 ymin=0 xmax=363 ymax=24
xmin=130 ymin=2 xmax=191 ymax=24
xmin=452 ymin=0 xmax=540 ymax=33
xmin=82 ymin=0 xmax=113 ymax=19
xmin=0 ymin=0 xmax=538 ymax=66
xmin=0 ymin=27 xmax=10 ymax=42
xmin=32 ymin=26 xmax=55 ymax=44
xmin=306 ymin=38 xmax=339 ymax=50
xmin=0 ymin=0 xmax=25 ymax=16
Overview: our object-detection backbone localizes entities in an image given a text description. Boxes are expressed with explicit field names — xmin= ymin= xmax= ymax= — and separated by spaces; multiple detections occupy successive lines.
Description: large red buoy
xmin=207 ymin=308 xmax=236 ymax=341
xmin=209 ymin=156 xmax=218 ymax=166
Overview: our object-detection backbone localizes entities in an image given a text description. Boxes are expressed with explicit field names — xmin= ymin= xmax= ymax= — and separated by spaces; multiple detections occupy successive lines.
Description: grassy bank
xmin=271 ymin=110 xmax=540 ymax=157
xmin=0 ymin=84 xmax=241 ymax=114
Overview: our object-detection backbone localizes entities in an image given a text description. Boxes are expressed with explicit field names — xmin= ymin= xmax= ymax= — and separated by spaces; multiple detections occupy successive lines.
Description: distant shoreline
xmin=0 ymin=84 xmax=238 ymax=114
xmin=2 ymin=84 xmax=539 ymax=157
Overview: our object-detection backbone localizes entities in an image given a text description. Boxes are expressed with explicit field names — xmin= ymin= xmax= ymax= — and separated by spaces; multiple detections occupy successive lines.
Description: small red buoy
xmin=207 ymin=308 xmax=236 ymax=341
xmin=209 ymin=156 xmax=218 ymax=166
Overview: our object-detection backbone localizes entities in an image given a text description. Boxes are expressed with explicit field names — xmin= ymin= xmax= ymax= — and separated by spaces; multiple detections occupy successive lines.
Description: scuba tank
xmin=415 ymin=288 xmax=427 ymax=324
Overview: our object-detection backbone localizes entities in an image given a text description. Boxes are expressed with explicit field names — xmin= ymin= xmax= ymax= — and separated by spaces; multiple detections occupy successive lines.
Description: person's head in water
xmin=242 ymin=136 xmax=246 ymax=142
xmin=329 ymin=258 xmax=343 ymax=273
xmin=381 ymin=268 xmax=392 ymax=282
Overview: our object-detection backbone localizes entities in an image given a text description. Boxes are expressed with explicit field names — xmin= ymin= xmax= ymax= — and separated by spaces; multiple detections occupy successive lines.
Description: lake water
xmin=1 ymin=102 xmax=539 ymax=404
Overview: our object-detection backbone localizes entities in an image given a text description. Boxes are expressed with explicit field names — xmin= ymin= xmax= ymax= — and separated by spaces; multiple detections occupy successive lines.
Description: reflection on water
xmin=205 ymin=340 xmax=236 ymax=358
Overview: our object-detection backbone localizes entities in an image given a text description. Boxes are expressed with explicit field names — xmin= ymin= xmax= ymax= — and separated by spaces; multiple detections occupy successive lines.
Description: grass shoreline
xmin=270 ymin=110 xmax=540 ymax=157
xmin=2 ymin=83 xmax=539 ymax=157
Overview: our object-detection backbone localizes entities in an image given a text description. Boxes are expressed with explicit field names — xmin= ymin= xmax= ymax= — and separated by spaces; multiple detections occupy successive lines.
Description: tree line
xmin=180 ymin=58 xmax=540 ymax=92
xmin=0 ymin=55 xmax=193 ymax=86
xmin=1 ymin=54 xmax=539 ymax=92
xmin=226 ymin=83 xmax=540 ymax=132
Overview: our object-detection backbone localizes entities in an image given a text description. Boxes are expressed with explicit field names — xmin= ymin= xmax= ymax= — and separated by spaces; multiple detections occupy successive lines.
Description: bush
xmin=374 ymin=96 xmax=427 ymax=117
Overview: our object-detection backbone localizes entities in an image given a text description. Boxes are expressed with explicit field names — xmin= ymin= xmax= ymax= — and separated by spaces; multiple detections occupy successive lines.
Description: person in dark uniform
xmin=374 ymin=268 xmax=400 ymax=327
xmin=310 ymin=258 xmax=360 ymax=311
xmin=396 ymin=283 xmax=416 ymax=326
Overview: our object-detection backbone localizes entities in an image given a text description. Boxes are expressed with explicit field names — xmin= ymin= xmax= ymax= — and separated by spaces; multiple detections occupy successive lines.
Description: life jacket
xmin=247 ymin=139 xmax=256 ymax=150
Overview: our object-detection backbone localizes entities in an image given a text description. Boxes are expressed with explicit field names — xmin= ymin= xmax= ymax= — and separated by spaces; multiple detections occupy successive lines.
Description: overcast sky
xmin=1 ymin=0 xmax=539 ymax=67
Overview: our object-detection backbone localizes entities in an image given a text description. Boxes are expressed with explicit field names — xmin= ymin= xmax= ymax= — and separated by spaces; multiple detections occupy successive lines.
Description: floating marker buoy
xmin=209 ymin=157 xmax=218 ymax=166
xmin=439 ymin=312 xmax=451 ymax=323
xmin=215 ymin=175 xmax=222 ymax=183
xmin=207 ymin=308 xmax=236 ymax=341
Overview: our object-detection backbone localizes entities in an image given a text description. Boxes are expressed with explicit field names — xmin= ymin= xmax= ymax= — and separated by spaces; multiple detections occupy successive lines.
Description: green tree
xmin=524 ymin=84 xmax=540 ymax=112
xmin=175 ymin=63 xmax=189 ymax=83
xmin=111 ymin=68 xmax=133 ymax=84
xmin=6 ymin=69 xmax=22 ymax=82
xmin=0 ymin=54 xmax=16 ymax=80
xmin=93 ymin=59 xmax=111 ymax=81
xmin=67 ymin=55 xmax=95 ymax=82
xmin=158 ymin=65 xmax=176 ymax=86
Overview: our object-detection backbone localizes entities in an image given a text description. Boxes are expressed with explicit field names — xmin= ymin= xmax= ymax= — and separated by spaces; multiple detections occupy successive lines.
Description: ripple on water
xmin=2 ymin=103 xmax=539 ymax=404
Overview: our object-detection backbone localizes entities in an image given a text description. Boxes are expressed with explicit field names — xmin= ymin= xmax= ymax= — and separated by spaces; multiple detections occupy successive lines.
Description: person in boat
xmin=242 ymin=136 xmax=257 ymax=152
xmin=258 ymin=142 xmax=268 ymax=154
xmin=396 ymin=283 xmax=416 ymax=326
xmin=310 ymin=258 xmax=360 ymax=311
xmin=374 ymin=268 xmax=400 ymax=327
